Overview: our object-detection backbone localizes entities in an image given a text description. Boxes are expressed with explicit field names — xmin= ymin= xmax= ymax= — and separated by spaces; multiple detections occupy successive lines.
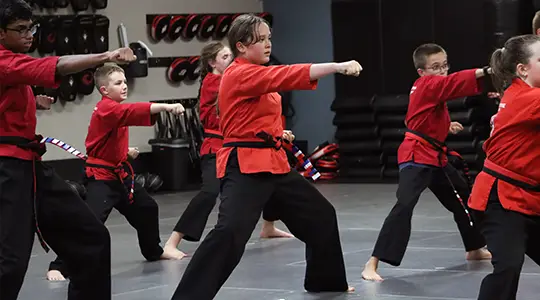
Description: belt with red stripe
xmin=85 ymin=157 xmax=136 ymax=202
xmin=404 ymin=129 xmax=474 ymax=227
xmin=0 ymin=135 xmax=52 ymax=252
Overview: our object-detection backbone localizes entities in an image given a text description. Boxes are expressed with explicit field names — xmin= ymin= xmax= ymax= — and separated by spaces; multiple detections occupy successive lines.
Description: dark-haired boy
xmin=0 ymin=1 xmax=136 ymax=299
xmin=362 ymin=43 xmax=493 ymax=281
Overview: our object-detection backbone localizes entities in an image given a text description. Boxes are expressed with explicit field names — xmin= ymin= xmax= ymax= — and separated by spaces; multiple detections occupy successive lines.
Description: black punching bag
xmin=124 ymin=42 xmax=149 ymax=78
xmin=483 ymin=0 xmax=521 ymax=50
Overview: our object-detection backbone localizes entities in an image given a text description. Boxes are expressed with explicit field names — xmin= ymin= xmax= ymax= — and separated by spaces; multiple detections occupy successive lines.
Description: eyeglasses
xmin=425 ymin=63 xmax=450 ymax=73
xmin=5 ymin=23 xmax=39 ymax=36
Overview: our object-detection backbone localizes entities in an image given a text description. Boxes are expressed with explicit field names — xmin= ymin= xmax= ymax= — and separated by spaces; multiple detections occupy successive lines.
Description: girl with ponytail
xmin=163 ymin=42 xmax=293 ymax=259
xmin=469 ymin=34 xmax=540 ymax=300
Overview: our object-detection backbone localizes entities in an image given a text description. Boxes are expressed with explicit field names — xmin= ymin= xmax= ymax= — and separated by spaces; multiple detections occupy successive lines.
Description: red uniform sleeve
xmin=100 ymin=102 xmax=154 ymax=128
xmin=199 ymin=76 xmax=220 ymax=128
xmin=232 ymin=63 xmax=318 ymax=98
xmin=0 ymin=52 xmax=60 ymax=88
xmin=420 ymin=69 xmax=481 ymax=104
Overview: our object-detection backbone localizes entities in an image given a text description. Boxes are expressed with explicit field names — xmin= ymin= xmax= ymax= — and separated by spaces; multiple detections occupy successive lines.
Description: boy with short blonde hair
xmin=46 ymin=63 xmax=185 ymax=281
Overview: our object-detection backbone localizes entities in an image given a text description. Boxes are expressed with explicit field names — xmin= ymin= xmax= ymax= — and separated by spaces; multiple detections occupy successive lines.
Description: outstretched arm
xmin=0 ymin=47 xmax=135 ymax=87
xmin=234 ymin=60 xmax=362 ymax=98
xmin=56 ymin=48 xmax=136 ymax=76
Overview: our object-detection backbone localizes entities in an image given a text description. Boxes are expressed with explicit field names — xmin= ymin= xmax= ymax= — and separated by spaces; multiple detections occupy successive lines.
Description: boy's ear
xmin=99 ymin=86 xmax=107 ymax=94
xmin=417 ymin=68 xmax=425 ymax=76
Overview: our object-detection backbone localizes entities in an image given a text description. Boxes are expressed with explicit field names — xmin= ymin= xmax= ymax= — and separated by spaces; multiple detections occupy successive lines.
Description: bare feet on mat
xmin=46 ymin=270 xmax=66 ymax=281
xmin=466 ymin=247 xmax=492 ymax=260
xmin=259 ymin=224 xmax=294 ymax=239
xmin=161 ymin=245 xmax=187 ymax=260
xmin=361 ymin=257 xmax=383 ymax=281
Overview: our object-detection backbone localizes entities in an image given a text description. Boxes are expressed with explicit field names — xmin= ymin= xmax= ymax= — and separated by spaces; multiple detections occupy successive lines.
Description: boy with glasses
xmin=0 ymin=1 xmax=136 ymax=299
xmin=361 ymin=43 xmax=493 ymax=281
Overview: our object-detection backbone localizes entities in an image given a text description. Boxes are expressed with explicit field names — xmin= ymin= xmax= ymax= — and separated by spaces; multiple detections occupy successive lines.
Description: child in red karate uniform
xmin=0 ymin=1 xmax=137 ymax=299
xmin=46 ymin=63 xmax=185 ymax=280
xmin=469 ymin=34 xmax=540 ymax=300
xmin=362 ymin=43 xmax=492 ymax=281
xmin=163 ymin=41 xmax=293 ymax=259
xmin=170 ymin=14 xmax=362 ymax=300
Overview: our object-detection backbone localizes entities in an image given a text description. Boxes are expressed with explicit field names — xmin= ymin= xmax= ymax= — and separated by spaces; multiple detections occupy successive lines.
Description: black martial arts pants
xmin=173 ymin=153 xmax=278 ymax=242
xmin=49 ymin=177 xmax=163 ymax=274
xmin=475 ymin=182 xmax=540 ymax=300
xmin=0 ymin=157 xmax=111 ymax=300
xmin=372 ymin=164 xmax=486 ymax=266
xmin=171 ymin=150 xmax=349 ymax=300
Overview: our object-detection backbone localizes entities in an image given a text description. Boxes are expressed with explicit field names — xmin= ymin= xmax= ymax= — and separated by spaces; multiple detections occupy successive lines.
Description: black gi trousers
xmin=475 ymin=182 xmax=540 ymax=300
xmin=172 ymin=153 xmax=278 ymax=242
xmin=0 ymin=157 xmax=111 ymax=300
xmin=171 ymin=150 xmax=349 ymax=300
xmin=49 ymin=176 xmax=163 ymax=275
xmin=372 ymin=164 xmax=486 ymax=266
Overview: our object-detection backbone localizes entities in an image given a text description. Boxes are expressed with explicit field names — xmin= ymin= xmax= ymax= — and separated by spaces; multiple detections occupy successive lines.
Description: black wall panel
xmin=332 ymin=0 xmax=383 ymax=97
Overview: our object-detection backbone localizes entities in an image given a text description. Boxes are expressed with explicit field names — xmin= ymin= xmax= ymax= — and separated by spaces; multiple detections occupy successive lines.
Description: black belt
xmin=0 ymin=135 xmax=47 ymax=156
xmin=85 ymin=163 xmax=118 ymax=171
xmin=204 ymin=132 xmax=224 ymax=139
xmin=483 ymin=166 xmax=540 ymax=192
xmin=222 ymin=132 xmax=283 ymax=150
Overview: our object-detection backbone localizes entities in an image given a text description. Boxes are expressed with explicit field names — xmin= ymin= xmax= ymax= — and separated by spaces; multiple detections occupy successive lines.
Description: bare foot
xmin=361 ymin=257 xmax=383 ymax=281
xmin=46 ymin=270 xmax=66 ymax=281
xmin=260 ymin=226 xmax=294 ymax=238
xmin=466 ymin=247 xmax=492 ymax=260
xmin=161 ymin=245 xmax=187 ymax=260
xmin=347 ymin=286 xmax=355 ymax=292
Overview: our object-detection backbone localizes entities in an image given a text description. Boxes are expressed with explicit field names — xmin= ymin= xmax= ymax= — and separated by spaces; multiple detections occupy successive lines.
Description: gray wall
xmin=33 ymin=0 xmax=263 ymax=161
xmin=263 ymin=0 xmax=335 ymax=151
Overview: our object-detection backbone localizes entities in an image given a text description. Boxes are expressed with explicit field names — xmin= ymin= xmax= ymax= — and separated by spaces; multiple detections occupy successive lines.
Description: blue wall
xmin=263 ymin=0 xmax=335 ymax=151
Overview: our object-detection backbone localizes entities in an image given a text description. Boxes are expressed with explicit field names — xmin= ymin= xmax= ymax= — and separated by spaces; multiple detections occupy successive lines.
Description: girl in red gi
xmin=0 ymin=1 xmax=136 ymax=299
xmin=163 ymin=41 xmax=293 ymax=258
xmin=170 ymin=14 xmax=361 ymax=300
xmin=46 ymin=63 xmax=186 ymax=280
xmin=361 ymin=43 xmax=493 ymax=281
xmin=469 ymin=34 xmax=540 ymax=300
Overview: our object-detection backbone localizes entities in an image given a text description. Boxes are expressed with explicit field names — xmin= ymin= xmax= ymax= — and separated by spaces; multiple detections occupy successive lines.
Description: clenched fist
xmin=165 ymin=103 xmax=185 ymax=115
xmin=449 ymin=121 xmax=464 ymax=134
xmin=128 ymin=147 xmax=139 ymax=159
xmin=36 ymin=95 xmax=54 ymax=110
xmin=107 ymin=47 xmax=137 ymax=64
xmin=337 ymin=60 xmax=362 ymax=76
xmin=282 ymin=130 xmax=295 ymax=142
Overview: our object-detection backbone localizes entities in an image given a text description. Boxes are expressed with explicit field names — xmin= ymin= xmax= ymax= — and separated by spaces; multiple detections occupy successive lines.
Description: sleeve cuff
xmin=47 ymin=56 xmax=61 ymax=88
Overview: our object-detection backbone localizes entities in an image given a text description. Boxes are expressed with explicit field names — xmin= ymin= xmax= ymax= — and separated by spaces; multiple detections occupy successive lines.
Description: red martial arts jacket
xmin=469 ymin=78 xmax=540 ymax=216
xmin=85 ymin=97 xmax=154 ymax=180
xmin=199 ymin=73 xmax=223 ymax=156
xmin=0 ymin=45 xmax=60 ymax=161
xmin=398 ymin=69 xmax=482 ymax=167
xmin=215 ymin=57 xmax=318 ymax=178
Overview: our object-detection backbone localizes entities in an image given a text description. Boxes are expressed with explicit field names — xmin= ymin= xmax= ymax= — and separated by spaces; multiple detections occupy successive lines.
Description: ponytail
xmin=490 ymin=48 xmax=509 ymax=95
xmin=489 ymin=34 xmax=540 ymax=95
xmin=196 ymin=41 xmax=226 ymax=116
